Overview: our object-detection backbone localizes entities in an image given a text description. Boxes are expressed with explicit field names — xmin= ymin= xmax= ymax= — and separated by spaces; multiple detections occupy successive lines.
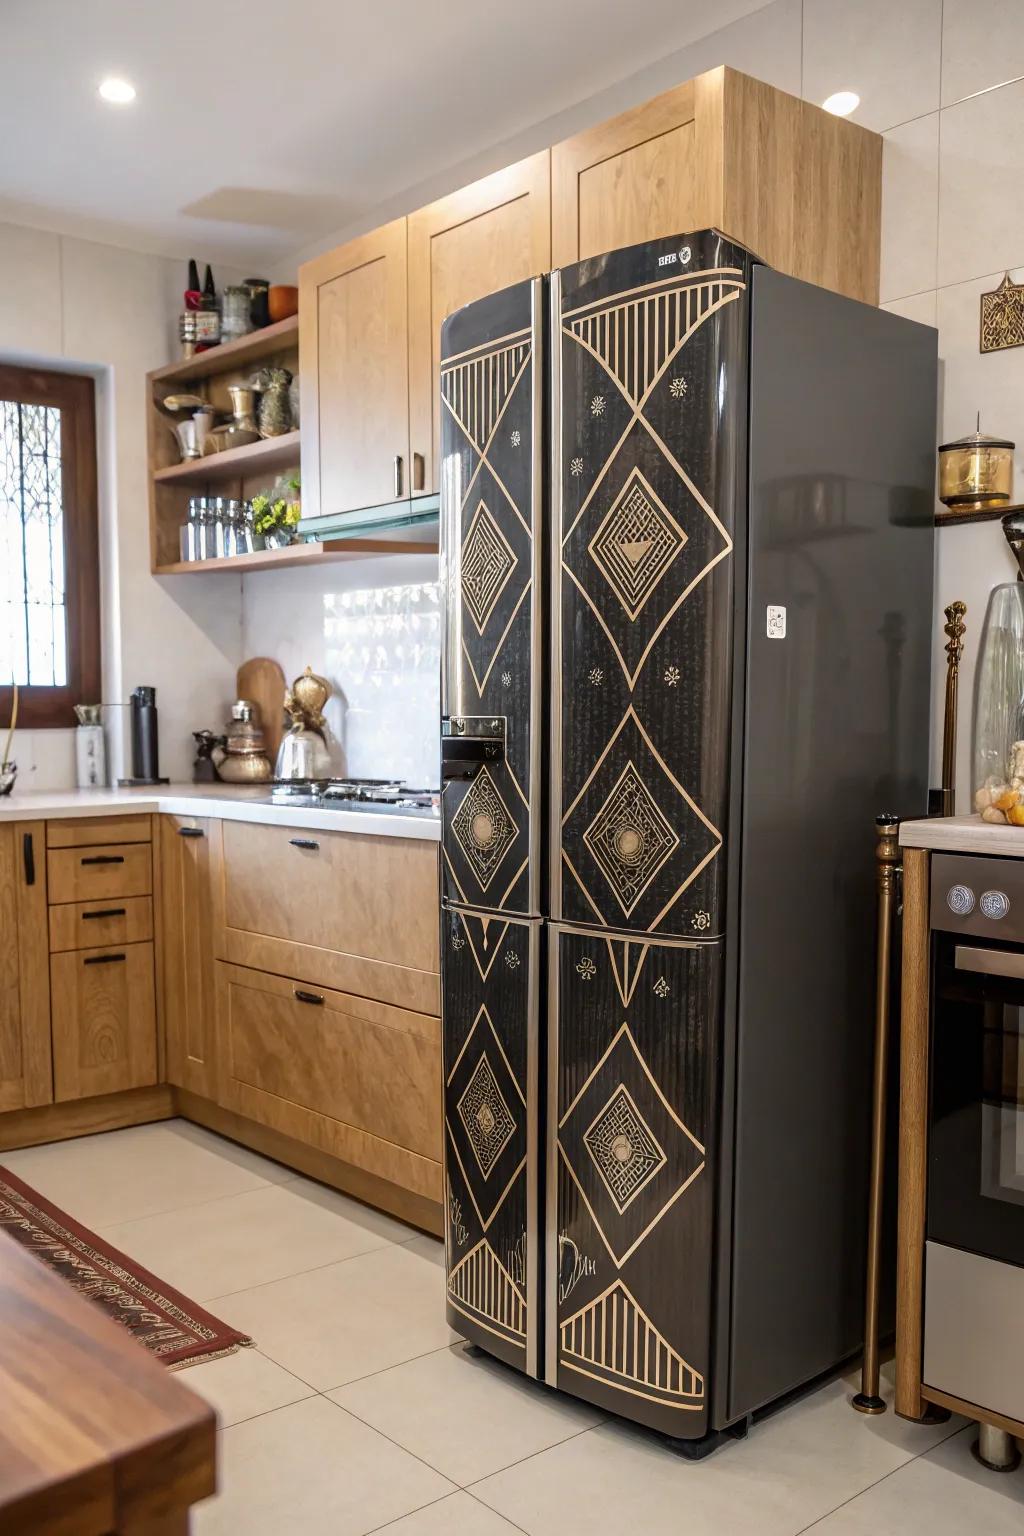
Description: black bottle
xmin=129 ymin=686 xmax=168 ymax=784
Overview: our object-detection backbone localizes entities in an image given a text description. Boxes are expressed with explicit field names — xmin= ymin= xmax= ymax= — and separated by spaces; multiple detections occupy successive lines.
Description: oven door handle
xmin=954 ymin=945 xmax=1024 ymax=980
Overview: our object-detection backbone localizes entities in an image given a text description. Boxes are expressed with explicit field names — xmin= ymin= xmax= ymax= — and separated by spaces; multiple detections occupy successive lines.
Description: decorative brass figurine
xmin=852 ymin=815 xmax=901 ymax=1416
xmin=941 ymin=602 xmax=966 ymax=818
xmin=284 ymin=665 xmax=331 ymax=730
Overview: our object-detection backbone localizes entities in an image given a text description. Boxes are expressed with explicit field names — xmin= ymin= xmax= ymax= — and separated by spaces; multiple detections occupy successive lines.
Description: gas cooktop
xmin=268 ymin=778 xmax=439 ymax=818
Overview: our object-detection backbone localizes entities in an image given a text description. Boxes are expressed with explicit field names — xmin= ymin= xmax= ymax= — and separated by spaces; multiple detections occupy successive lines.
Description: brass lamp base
xmin=851 ymin=1392 xmax=887 ymax=1416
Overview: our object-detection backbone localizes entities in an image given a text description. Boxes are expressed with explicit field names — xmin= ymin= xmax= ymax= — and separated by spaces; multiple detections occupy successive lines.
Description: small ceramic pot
xmin=268 ymin=285 xmax=299 ymax=323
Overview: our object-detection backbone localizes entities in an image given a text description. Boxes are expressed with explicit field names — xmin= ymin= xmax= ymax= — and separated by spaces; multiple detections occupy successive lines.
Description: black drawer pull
xmin=22 ymin=833 xmax=34 ymax=887
xmin=289 ymin=838 xmax=320 ymax=851
xmin=84 ymin=953 xmax=126 ymax=965
xmin=294 ymin=989 xmax=324 ymax=1006
xmin=82 ymin=907 xmax=126 ymax=921
xmin=178 ymin=827 xmax=204 ymax=838
xmin=81 ymin=854 xmax=125 ymax=866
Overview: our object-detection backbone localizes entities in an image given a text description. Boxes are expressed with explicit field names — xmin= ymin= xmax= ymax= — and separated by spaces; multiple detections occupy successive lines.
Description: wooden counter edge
xmin=895 ymin=845 xmax=929 ymax=1419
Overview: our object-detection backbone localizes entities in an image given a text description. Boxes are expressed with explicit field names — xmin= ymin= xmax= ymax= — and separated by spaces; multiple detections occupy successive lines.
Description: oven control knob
xmin=980 ymin=889 xmax=1010 ymax=920
xmin=946 ymin=884 xmax=975 ymax=916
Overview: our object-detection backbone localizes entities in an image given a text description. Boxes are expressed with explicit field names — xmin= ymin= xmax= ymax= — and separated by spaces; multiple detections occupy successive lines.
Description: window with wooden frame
xmin=0 ymin=365 xmax=100 ymax=728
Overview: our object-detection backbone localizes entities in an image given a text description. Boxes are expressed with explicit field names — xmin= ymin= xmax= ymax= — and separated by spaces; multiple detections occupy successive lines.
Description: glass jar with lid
xmin=222 ymin=286 xmax=253 ymax=345
xmin=939 ymin=424 xmax=1014 ymax=512
xmin=973 ymin=582 xmax=1024 ymax=825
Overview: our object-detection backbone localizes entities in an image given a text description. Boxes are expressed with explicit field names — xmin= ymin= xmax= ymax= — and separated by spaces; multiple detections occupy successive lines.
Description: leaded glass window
xmin=1 ymin=399 xmax=67 ymax=687
xmin=0 ymin=366 xmax=99 ymax=729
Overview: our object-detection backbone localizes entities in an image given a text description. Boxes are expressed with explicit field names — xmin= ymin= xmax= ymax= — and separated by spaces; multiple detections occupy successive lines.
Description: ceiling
xmin=0 ymin=0 xmax=767 ymax=269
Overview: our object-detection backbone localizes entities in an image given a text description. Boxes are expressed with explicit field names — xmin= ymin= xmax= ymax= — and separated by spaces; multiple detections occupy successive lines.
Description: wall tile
xmin=880 ymin=114 xmax=939 ymax=302
xmin=937 ymin=78 xmax=1024 ymax=287
xmin=882 ymin=291 xmax=939 ymax=326
xmin=941 ymin=0 xmax=1024 ymax=108
xmin=0 ymin=222 xmax=62 ymax=356
xmin=657 ymin=0 xmax=803 ymax=97
xmin=802 ymin=0 xmax=942 ymax=130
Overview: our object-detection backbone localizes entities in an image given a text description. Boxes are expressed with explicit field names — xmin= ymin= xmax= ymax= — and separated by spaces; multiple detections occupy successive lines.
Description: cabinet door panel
xmin=51 ymin=943 xmax=157 ymax=1102
xmin=159 ymin=816 xmax=217 ymax=1098
xmin=549 ymin=925 xmax=719 ymax=1437
xmin=409 ymin=152 xmax=550 ymax=493
xmin=0 ymin=822 xmax=51 ymax=1112
xmin=300 ymin=217 xmax=409 ymax=517
xmin=552 ymin=80 xmax=708 ymax=269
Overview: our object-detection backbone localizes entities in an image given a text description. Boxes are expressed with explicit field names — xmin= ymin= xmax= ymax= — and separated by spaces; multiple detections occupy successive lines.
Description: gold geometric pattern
xmin=448 ymin=1237 xmax=526 ymax=1348
xmin=588 ymin=468 xmax=687 ymax=621
xmin=981 ymin=272 xmax=1024 ymax=353
xmin=560 ymin=1279 xmax=704 ymax=1409
xmin=440 ymin=333 xmax=530 ymax=453
xmin=457 ymin=1053 xmax=516 ymax=1178
xmin=583 ymin=1085 xmax=666 ymax=1212
xmin=582 ymin=760 xmax=679 ymax=916
xmin=462 ymin=500 xmax=518 ymax=634
xmin=451 ymin=766 xmax=516 ymax=891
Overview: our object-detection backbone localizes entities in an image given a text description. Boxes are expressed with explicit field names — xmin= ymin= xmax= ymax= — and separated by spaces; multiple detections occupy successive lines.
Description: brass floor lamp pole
xmin=941 ymin=602 xmax=966 ymax=818
xmin=852 ymin=814 xmax=900 ymax=1415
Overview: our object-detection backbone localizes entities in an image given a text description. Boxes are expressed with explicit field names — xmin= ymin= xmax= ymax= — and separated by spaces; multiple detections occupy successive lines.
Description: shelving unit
xmin=147 ymin=319 xmax=303 ymax=573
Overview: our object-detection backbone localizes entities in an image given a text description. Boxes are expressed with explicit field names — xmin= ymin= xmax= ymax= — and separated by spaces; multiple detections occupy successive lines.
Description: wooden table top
xmin=0 ymin=1228 xmax=216 ymax=1533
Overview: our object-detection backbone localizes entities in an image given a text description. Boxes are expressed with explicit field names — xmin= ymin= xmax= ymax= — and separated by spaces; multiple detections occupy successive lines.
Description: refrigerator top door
xmin=553 ymin=230 xmax=753 ymax=939
xmin=440 ymin=276 xmax=545 ymax=918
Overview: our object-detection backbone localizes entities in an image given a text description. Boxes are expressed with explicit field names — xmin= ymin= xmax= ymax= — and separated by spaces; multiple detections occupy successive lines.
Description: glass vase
xmin=973 ymin=581 xmax=1024 ymax=825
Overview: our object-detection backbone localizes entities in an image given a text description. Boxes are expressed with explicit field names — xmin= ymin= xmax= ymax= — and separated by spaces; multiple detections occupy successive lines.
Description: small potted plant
xmin=250 ymin=474 xmax=301 ymax=549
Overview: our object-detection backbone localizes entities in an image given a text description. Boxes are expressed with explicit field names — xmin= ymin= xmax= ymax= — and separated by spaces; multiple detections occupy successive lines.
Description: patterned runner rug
xmin=0 ymin=1164 xmax=252 ymax=1368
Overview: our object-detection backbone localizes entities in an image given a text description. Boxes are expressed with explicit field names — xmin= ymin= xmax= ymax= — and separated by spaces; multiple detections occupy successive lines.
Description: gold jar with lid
xmin=938 ymin=426 xmax=1014 ymax=512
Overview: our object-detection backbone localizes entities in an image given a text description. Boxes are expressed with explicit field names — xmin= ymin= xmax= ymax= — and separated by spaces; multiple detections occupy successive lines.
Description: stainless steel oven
xmin=924 ymin=852 xmax=1024 ymax=1428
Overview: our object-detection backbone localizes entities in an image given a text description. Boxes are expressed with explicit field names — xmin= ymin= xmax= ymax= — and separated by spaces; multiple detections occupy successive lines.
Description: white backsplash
xmin=240 ymin=554 xmax=441 ymax=788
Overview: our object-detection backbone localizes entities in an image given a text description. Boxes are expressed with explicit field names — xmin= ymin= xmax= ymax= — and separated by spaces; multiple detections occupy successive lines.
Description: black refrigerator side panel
xmin=554 ymin=231 xmax=752 ymax=939
xmin=725 ymin=267 xmax=936 ymax=1423
xmin=442 ymin=908 xmax=541 ymax=1376
xmin=439 ymin=277 xmax=543 ymax=918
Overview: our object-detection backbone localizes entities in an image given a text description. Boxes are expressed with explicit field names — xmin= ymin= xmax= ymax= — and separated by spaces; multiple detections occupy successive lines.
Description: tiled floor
xmin=5 ymin=1119 xmax=1024 ymax=1534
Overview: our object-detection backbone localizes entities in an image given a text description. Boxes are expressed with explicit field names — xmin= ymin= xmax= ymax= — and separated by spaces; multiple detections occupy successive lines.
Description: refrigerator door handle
xmin=440 ymin=715 xmax=506 ymax=781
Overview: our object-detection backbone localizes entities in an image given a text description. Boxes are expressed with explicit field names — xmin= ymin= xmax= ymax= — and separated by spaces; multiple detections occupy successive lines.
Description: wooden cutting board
xmin=237 ymin=657 xmax=287 ymax=764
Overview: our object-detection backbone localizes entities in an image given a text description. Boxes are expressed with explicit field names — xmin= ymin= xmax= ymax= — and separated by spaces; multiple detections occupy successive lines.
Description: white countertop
xmin=900 ymin=814 xmax=1024 ymax=857
xmin=0 ymin=784 xmax=441 ymax=841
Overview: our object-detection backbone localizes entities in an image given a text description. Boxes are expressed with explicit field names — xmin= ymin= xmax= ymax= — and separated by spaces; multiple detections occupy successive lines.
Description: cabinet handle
xmin=294 ymin=988 xmax=324 ymax=1006
xmin=178 ymin=826 xmax=204 ymax=838
xmin=288 ymin=837 xmax=320 ymax=851
xmin=83 ymin=908 xmax=126 ymax=921
xmin=394 ymin=454 xmax=404 ymax=498
xmin=81 ymin=854 xmax=124 ymax=866
xmin=84 ymin=952 xmax=126 ymax=966
xmin=413 ymin=452 xmax=425 ymax=492
xmin=22 ymin=832 xmax=34 ymax=887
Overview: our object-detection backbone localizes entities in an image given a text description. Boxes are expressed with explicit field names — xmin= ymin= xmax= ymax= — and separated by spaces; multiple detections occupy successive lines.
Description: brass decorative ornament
xmin=941 ymin=601 xmax=966 ymax=819
xmin=980 ymin=271 xmax=1024 ymax=353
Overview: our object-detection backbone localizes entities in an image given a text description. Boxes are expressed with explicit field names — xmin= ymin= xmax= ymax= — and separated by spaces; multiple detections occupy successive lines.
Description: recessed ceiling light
xmin=822 ymin=90 xmax=860 ymax=117
xmin=98 ymin=77 xmax=136 ymax=105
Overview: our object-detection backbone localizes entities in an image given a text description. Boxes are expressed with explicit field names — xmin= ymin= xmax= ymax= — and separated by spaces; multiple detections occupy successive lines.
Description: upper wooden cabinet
xmin=552 ymin=67 xmax=881 ymax=304
xmin=300 ymin=218 xmax=410 ymax=518
xmin=408 ymin=152 xmax=551 ymax=493
xmin=0 ymin=822 xmax=51 ymax=1113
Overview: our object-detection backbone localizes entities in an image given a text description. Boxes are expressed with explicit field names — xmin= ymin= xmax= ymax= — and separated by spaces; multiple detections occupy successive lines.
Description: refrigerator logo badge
xmin=657 ymin=252 xmax=677 ymax=267
xmin=767 ymin=605 xmax=787 ymax=639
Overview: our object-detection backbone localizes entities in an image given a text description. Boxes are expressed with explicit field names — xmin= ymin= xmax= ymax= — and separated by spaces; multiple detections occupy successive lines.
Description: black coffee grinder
xmin=118 ymin=686 xmax=170 ymax=786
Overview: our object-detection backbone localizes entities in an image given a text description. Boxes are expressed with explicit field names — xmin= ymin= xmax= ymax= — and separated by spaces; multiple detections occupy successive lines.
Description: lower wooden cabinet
xmin=159 ymin=816 xmax=218 ymax=1098
xmin=50 ymin=943 xmax=157 ymax=1102
xmin=216 ymin=961 xmax=442 ymax=1202
xmin=0 ymin=821 xmax=51 ymax=1112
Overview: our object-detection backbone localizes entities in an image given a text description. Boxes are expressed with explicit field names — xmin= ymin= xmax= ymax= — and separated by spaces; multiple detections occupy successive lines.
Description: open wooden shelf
xmin=154 ymin=431 xmax=301 ymax=487
xmin=150 ymin=315 xmax=299 ymax=386
xmin=154 ymin=529 xmax=438 ymax=576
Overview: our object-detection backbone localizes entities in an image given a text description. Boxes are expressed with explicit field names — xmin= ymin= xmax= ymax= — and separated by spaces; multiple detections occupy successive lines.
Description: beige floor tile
xmin=103 ymin=1180 xmax=411 ymax=1300
xmin=471 ymin=1376 xmax=962 ymax=1536
xmin=809 ymin=1425 xmax=1024 ymax=1534
xmin=0 ymin=1119 xmax=285 ymax=1228
xmin=371 ymin=1490 xmax=525 ymax=1533
xmin=221 ymin=1242 xmax=460 ymax=1390
xmin=194 ymin=1395 xmax=454 ymax=1536
xmin=333 ymin=1340 xmax=601 ymax=1484
xmin=182 ymin=1346 xmax=315 ymax=1428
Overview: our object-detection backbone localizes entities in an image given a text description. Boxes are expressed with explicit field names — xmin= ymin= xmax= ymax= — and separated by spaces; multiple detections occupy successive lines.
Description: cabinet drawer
xmin=218 ymin=962 xmax=442 ymax=1180
xmin=219 ymin=821 xmax=439 ymax=1012
xmin=47 ymin=815 xmax=152 ymax=848
xmin=50 ymin=942 xmax=157 ymax=1102
xmin=47 ymin=842 xmax=152 ymax=905
xmin=49 ymin=896 xmax=153 ymax=953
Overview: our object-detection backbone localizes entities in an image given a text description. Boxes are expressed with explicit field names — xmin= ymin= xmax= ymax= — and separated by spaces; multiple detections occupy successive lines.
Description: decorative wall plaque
xmin=980 ymin=272 xmax=1024 ymax=353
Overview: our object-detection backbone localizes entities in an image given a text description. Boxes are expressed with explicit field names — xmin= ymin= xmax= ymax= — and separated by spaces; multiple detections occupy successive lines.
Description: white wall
xmin=0 ymin=224 xmax=243 ymax=786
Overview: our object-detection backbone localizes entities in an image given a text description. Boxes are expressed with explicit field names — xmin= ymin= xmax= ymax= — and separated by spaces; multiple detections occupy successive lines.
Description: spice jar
xmin=222 ymin=286 xmax=253 ymax=344
xmin=258 ymin=368 xmax=293 ymax=438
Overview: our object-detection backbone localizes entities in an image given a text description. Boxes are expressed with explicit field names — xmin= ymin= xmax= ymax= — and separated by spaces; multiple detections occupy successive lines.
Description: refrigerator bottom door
xmin=547 ymin=923 xmax=721 ymax=1438
xmin=440 ymin=905 xmax=542 ymax=1377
